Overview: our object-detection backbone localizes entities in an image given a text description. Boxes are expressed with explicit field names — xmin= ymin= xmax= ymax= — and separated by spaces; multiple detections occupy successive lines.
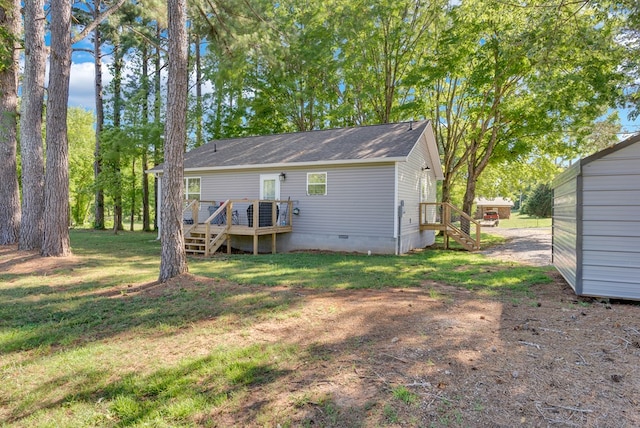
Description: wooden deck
xmin=183 ymin=199 xmax=293 ymax=256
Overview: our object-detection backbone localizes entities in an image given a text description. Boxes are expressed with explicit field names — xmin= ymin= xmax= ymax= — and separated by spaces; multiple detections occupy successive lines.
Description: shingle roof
xmin=155 ymin=121 xmax=430 ymax=172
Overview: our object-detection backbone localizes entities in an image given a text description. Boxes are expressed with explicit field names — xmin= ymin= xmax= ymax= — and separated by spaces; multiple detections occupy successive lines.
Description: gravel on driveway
xmin=480 ymin=227 xmax=552 ymax=266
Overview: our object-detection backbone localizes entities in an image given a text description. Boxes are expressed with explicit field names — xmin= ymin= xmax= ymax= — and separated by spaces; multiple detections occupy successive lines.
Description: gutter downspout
xmin=397 ymin=200 xmax=404 ymax=255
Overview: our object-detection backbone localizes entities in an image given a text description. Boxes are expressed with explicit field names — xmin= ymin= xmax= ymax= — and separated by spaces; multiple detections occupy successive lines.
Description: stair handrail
xmin=203 ymin=200 xmax=231 ymax=256
xmin=203 ymin=200 xmax=230 ymax=225
xmin=183 ymin=199 xmax=199 ymax=235
xmin=444 ymin=202 xmax=481 ymax=250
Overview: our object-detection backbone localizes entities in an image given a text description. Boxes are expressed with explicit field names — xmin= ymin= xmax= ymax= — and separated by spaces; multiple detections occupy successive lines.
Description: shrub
xmin=521 ymin=183 xmax=552 ymax=217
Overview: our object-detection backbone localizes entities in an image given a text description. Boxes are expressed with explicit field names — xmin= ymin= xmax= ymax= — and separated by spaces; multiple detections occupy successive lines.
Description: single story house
xmin=552 ymin=133 xmax=640 ymax=300
xmin=152 ymin=120 xmax=444 ymax=255
xmin=475 ymin=197 xmax=514 ymax=219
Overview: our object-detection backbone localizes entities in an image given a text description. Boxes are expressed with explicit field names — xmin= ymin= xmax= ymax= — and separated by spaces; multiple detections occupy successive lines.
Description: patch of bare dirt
xmin=164 ymin=273 xmax=640 ymax=427
xmin=3 ymin=244 xmax=639 ymax=427
xmin=0 ymin=244 xmax=80 ymax=275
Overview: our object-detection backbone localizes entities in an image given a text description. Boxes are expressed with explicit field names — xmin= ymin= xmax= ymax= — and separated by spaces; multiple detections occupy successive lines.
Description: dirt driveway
xmin=480 ymin=227 xmax=552 ymax=266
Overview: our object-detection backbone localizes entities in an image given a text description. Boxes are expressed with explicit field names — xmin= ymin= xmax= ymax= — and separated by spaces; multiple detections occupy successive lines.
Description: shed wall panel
xmin=552 ymin=171 xmax=579 ymax=290
xmin=582 ymin=236 xmax=640 ymax=251
xmin=582 ymin=280 xmax=640 ymax=300
xmin=583 ymin=206 xmax=640 ymax=221
xmin=582 ymin=158 xmax=640 ymax=176
xmin=554 ymin=252 xmax=577 ymax=288
xmin=583 ymin=189 xmax=640 ymax=206
xmin=583 ymin=221 xmax=640 ymax=237
xmin=583 ymin=250 xmax=640 ymax=268
xmin=579 ymin=144 xmax=640 ymax=298
xmin=582 ymin=174 xmax=640 ymax=191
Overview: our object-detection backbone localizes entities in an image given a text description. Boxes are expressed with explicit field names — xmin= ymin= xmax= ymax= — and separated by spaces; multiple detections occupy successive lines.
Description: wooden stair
xmin=207 ymin=229 xmax=229 ymax=255
xmin=184 ymin=229 xmax=230 ymax=256
xmin=420 ymin=202 xmax=481 ymax=251
xmin=446 ymin=225 xmax=480 ymax=251
xmin=183 ymin=201 xmax=233 ymax=256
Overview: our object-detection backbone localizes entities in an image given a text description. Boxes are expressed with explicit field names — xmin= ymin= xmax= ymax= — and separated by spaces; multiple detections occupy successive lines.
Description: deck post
xmin=444 ymin=203 xmax=450 ymax=250
xmin=253 ymin=235 xmax=258 ymax=255
xmin=191 ymin=200 xmax=199 ymax=224
xmin=272 ymin=233 xmax=276 ymax=254
xmin=272 ymin=202 xmax=277 ymax=227
xmin=205 ymin=222 xmax=210 ymax=256
xmin=252 ymin=201 xmax=258 ymax=230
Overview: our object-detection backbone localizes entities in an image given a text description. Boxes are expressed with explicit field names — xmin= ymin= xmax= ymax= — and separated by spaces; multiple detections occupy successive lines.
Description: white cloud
xmin=67 ymin=61 xmax=113 ymax=111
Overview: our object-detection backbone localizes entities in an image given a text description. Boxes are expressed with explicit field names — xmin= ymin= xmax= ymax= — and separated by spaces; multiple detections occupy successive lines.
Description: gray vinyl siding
xmin=185 ymin=171 xmax=259 ymax=223
xmin=397 ymin=133 xmax=438 ymax=253
xmin=286 ymin=164 xmax=396 ymax=236
xmin=187 ymin=164 xmax=398 ymax=253
xmin=580 ymin=141 xmax=640 ymax=299
xmin=552 ymin=163 xmax=580 ymax=292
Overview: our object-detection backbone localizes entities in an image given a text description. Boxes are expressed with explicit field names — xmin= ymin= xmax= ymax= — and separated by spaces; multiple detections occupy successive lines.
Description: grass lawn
xmin=0 ymin=230 xmax=553 ymax=427
xmin=497 ymin=211 xmax=551 ymax=228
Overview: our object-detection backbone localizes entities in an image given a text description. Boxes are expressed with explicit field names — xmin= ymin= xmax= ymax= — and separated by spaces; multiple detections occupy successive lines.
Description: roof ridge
xmin=202 ymin=120 xmax=428 ymax=145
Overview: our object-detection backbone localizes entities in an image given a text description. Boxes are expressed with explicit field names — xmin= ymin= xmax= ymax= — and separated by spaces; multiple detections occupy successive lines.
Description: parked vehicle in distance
xmin=481 ymin=210 xmax=499 ymax=226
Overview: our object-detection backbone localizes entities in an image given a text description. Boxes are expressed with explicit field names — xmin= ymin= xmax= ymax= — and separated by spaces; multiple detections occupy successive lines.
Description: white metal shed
xmin=552 ymin=133 xmax=640 ymax=300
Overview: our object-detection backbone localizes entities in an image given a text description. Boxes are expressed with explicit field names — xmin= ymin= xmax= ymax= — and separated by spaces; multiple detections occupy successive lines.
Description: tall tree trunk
xmin=112 ymin=41 xmax=124 ymax=232
xmin=142 ymin=43 xmax=151 ymax=231
xmin=19 ymin=0 xmax=46 ymax=250
xmin=130 ymin=158 xmax=136 ymax=231
xmin=93 ymin=0 xmax=105 ymax=230
xmin=142 ymin=152 xmax=150 ymax=231
xmin=0 ymin=0 xmax=21 ymax=245
xmin=194 ymin=33 xmax=204 ymax=148
xmin=159 ymin=0 xmax=189 ymax=282
xmin=42 ymin=0 xmax=72 ymax=257
xmin=153 ymin=24 xmax=163 ymax=232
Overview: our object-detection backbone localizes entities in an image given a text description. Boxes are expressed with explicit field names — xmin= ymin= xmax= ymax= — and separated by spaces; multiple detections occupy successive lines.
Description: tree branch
xmin=72 ymin=0 xmax=127 ymax=44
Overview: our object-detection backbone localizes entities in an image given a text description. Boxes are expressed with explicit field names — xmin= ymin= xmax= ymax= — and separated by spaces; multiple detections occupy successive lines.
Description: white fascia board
xmin=174 ymin=157 xmax=407 ymax=174
xmin=404 ymin=121 xmax=444 ymax=180
xmin=393 ymin=162 xmax=399 ymax=241
xmin=423 ymin=122 xmax=444 ymax=180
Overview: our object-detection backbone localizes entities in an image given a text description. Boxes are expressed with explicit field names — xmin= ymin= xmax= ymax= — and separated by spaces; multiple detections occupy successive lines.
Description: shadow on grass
xmin=7 ymin=344 xmax=292 ymax=426
xmin=0 ymin=229 xmax=557 ymax=426
xmin=1 ymin=229 xmax=551 ymax=356
xmin=0 ymin=275 xmax=303 ymax=355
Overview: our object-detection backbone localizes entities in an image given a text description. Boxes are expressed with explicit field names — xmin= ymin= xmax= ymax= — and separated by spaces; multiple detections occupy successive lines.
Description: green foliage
xmin=575 ymin=113 xmax=622 ymax=157
xmin=618 ymin=0 xmax=640 ymax=119
xmin=68 ymin=107 xmax=97 ymax=226
xmin=521 ymin=184 xmax=553 ymax=218
xmin=405 ymin=0 xmax=623 ymax=212
xmin=80 ymin=0 xmax=631 ymax=228
xmin=392 ymin=386 xmax=419 ymax=405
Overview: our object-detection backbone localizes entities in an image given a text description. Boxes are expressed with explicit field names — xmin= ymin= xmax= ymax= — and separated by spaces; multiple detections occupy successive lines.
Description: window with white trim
xmin=183 ymin=177 xmax=201 ymax=200
xmin=307 ymin=172 xmax=327 ymax=195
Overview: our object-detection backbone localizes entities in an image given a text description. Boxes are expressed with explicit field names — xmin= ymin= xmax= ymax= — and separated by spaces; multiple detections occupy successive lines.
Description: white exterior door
xmin=260 ymin=174 xmax=280 ymax=200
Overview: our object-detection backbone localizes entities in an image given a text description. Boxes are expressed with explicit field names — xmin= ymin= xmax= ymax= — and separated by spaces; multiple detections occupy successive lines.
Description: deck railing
xmin=183 ymin=199 xmax=293 ymax=229
xmin=419 ymin=202 xmax=481 ymax=251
